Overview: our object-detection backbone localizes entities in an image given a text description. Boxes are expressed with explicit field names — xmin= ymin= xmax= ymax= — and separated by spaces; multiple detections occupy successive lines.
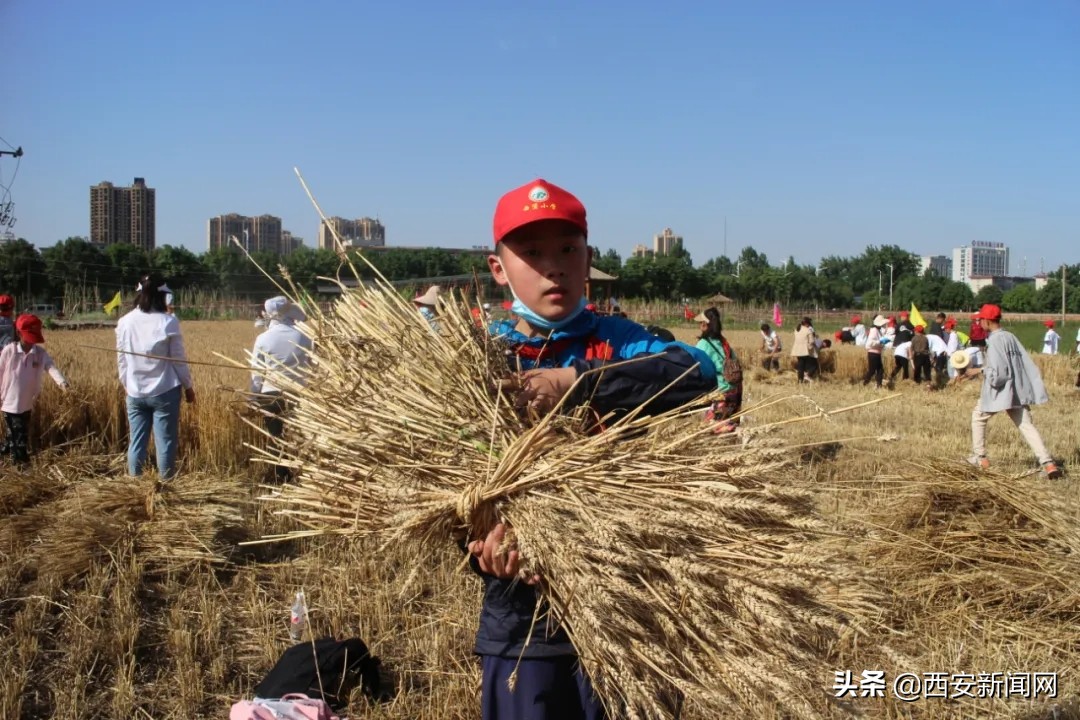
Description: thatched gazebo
xmin=586 ymin=266 xmax=618 ymax=304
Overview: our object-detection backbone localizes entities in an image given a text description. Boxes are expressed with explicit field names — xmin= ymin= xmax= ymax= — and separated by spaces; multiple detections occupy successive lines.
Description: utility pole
xmin=886 ymin=263 xmax=895 ymax=312
xmin=723 ymin=216 xmax=728 ymax=259
xmin=878 ymin=270 xmax=882 ymax=309
xmin=1063 ymin=264 xmax=1067 ymax=326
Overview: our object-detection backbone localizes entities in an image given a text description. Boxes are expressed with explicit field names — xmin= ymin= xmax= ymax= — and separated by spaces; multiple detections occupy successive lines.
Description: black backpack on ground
xmin=254 ymin=637 xmax=381 ymax=709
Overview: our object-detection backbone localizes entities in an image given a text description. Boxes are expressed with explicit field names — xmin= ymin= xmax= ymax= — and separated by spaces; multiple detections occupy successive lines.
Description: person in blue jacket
xmin=468 ymin=178 xmax=717 ymax=720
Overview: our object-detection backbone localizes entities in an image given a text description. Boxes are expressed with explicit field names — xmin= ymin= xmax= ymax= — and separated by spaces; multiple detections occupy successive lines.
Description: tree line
xmin=2 ymin=236 xmax=1077 ymax=313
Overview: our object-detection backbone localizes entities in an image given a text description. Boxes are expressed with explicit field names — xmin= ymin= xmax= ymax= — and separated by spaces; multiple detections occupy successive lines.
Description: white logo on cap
xmin=528 ymin=186 xmax=549 ymax=202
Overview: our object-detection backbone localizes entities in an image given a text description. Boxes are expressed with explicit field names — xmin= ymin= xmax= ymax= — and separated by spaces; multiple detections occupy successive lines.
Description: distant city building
xmin=653 ymin=228 xmax=682 ymax=256
xmin=952 ymin=242 xmax=1008 ymax=287
xmin=631 ymin=243 xmax=653 ymax=259
xmin=1034 ymin=273 xmax=1049 ymax=291
xmin=281 ymin=230 xmax=303 ymax=255
xmin=920 ymin=255 xmax=952 ymax=278
xmin=207 ymin=213 xmax=293 ymax=254
xmin=318 ymin=217 xmax=385 ymax=250
xmin=90 ymin=177 xmax=156 ymax=251
xmin=968 ymin=276 xmax=1031 ymax=294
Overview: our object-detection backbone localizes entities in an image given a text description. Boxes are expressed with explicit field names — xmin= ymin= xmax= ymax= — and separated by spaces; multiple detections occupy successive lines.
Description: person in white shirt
xmin=0 ymin=314 xmax=69 ymax=465
xmin=851 ymin=316 xmax=867 ymax=347
xmin=759 ymin=322 xmax=782 ymax=371
xmin=927 ymin=331 xmax=949 ymax=386
xmin=887 ymin=340 xmax=911 ymax=388
xmin=116 ymin=274 xmax=195 ymax=480
xmin=250 ymin=296 xmax=313 ymax=482
xmin=1041 ymin=320 xmax=1060 ymax=355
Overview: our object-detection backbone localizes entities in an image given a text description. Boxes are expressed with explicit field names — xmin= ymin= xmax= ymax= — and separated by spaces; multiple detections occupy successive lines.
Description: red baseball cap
xmin=972 ymin=304 xmax=1002 ymax=321
xmin=899 ymin=311 xmax=909 ymax=317
xmin=914 ymin=325 xmax=925 ymax=333
xmin=851 ymin=315 xmax=861 ymax=324
xmin=15 ymin=314 xmax=45 ymax=344
xmin=0 ymin=294 xmax=13 ymax=310
xmin=492 ymin=178 xmax=587 ymax=244
xmin=1043 ymin=319 xmax=1055 ymax=328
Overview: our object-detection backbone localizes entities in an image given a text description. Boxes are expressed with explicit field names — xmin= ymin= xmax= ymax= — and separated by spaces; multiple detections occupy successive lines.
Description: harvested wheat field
xmin=0 ymin=316 xmax=1077 ymax=719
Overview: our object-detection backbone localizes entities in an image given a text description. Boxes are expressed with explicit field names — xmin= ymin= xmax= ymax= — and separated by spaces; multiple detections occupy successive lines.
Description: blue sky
xmin=2 ymin=0 xmax=1077 ymax=272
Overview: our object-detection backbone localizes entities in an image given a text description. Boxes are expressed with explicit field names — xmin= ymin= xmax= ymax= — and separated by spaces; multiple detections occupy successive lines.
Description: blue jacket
xmin=473 ymin=311 xmax=717 ymax=658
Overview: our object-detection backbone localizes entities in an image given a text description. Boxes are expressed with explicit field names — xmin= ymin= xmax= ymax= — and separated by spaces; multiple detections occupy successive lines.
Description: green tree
xmin=938 ymin=281 xmax=975 ymax=311
xmin=105 ymin=243 xmax=151 ymax=293
xmin=1001 ymin=283 xmax=1038 ymax=312
xmin=974 ymin=285 xmax=1004 ymax=307
xmin=153 ymin=245 xmax=206 ymax=289
xmin=0 ymin=238 xmax=47 ymax=304
xmin=41 ymin=237 xmax=108 ymax=295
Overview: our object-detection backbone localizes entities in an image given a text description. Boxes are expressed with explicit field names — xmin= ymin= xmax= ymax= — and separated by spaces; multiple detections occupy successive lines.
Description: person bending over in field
xmin=250 ymin=296 xmax=312 ymax=482
xmin=116 ymin=274 xmax=195 ymax=480
xmin=0 ymin=314 xmax=69 ymax=466
xmin=472 ymin=178 xmax=717 ymax=720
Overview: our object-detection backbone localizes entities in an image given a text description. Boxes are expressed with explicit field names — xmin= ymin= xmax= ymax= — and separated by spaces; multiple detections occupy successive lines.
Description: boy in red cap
xmin=967 ymin=304 xmax=1061 ymax=479
xmin=0 ymin=295 xmax=15 ymax=350
xmin=470 ymin=179 xmax=718 ymax=720
xmin=0 ymin=314 xmax=69 ymax=465
xmin=1040 ymin=319 xmax=1060 ymax=355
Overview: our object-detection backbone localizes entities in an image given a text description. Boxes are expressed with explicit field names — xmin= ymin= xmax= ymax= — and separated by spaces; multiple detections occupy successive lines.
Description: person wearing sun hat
xmin=1040 ymin=319 xmax=1060 ymax=355
xmin=413 ymin=285 xmax=442 ymax=330
xmin=966 ymin=304 xmax=1061 ymax=479
xmin=0 ymin=314 xmax=69 ymax=466
xmin=250 ymin=296 xmax=313 ymax=482
xmin=861 ymin=315 xmax=888 ymax=389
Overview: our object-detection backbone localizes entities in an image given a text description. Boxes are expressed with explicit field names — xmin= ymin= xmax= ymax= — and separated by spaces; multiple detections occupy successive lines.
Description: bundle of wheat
xmin=254 ymin=280 xmax=882 ymax=719
xmin=22 ymin=469 xmax=247 ymax=585
xmin=834 ymin=460 xmax=1080 ymax=716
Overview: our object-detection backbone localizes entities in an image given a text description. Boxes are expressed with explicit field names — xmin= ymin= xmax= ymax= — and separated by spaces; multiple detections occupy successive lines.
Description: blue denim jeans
xmin=126 ymin=385 xmax=182 ymax=479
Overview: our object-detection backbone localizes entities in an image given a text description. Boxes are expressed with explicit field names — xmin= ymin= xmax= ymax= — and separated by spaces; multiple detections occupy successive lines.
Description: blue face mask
xmin=510 ymin=296 xmax=588 ymax=333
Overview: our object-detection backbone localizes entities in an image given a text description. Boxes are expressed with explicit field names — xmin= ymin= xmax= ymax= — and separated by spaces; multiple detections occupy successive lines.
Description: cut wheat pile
xmin=253 ymin=279 xmax=883 ymax=719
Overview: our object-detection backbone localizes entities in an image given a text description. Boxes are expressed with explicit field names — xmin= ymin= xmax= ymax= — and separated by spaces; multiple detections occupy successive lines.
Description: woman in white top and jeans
xmin=116 ymin=274 xmax=195 ymax=479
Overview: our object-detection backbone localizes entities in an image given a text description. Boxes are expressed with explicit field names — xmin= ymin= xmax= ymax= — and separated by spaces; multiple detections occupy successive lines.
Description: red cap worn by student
xmin=492 ymin=179 xmax=588 ymax=244
xmin=972 ymin=304 xmax=1002 ymax=321
xmin=0 ymin=294 xmax=13 ymax=315
xmin=914 ymin=325 xmax=925 ymax=333
xmin=15 ymin=314 xmax=46 ymax=344
xmin=1043 ymin=319 xmax=1055 ymax=328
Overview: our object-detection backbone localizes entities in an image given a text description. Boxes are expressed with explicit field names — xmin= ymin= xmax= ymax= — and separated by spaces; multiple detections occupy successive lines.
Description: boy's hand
xmin=467 ymin=522 xmax=540 ymax=584
xmin=516 ymin=367 xmax=578 ymax=414
xmin=184 ymin=387 xmax=196 ymax=404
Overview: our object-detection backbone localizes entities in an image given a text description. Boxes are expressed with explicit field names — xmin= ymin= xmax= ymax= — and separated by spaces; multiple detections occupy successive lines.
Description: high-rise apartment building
xmin=951 ymin=242 xmax=1009 ymax=286
xmin=207 ymin=214 xmax=289 ymax=254
xmin=318 ymin=217 xmax=386 ymax=250
xmin=631 ymin=243 xmax=653 ymax=259
xmin=90 ymin=178 xmax=156 ymax=251
xmin=653 ymin=228 xmax=682 ymax=256
xmin=919 ymin=255 xmax=952 ymax=278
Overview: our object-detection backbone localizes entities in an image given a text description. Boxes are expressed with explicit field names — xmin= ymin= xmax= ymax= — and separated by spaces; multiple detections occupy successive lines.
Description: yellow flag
xmin=103 ymin=291 xmax=122 ymax=314
xmin=909 ymin=303 xmax=927 ymax=329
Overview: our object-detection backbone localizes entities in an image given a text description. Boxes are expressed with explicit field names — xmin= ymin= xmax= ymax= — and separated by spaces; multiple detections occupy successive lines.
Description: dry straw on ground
xmin=253 ymin=278 xmax=888 ymax=719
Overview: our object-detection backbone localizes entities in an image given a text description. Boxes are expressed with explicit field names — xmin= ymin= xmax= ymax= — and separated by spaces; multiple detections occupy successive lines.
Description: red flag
xmin=773 ymin=302 xmax=783 ymax=327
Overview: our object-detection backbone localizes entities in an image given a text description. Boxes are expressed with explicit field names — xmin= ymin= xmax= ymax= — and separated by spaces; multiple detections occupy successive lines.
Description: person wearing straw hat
xmin=1041 ymin=319 xmax=1060 ymax=355
xmin=250 ymin=296 xmax=312 ymax=482
xmin=947 ymin=349 xmax=980 ymax=386
xmin=861 ymin=315 xmax=888 ymax=389
xmin=0 ymin=295 xmax=16 ymax=350
xmin=413 ymin=285 xmax=442 ymax=330
xmin=967 ymin=304 xmax=1061 ymax=479
xmin=116 ymin=273 xmax=195 ymax=481
xmin=474 ymin=178 xmax=718 ymax=720
xmin=0 ymin=314 xmax=69 ymax=466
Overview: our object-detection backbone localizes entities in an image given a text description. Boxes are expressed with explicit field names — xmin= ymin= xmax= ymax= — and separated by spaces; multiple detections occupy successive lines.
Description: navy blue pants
xmin=481 ymin=655 xmax=606 ymax=720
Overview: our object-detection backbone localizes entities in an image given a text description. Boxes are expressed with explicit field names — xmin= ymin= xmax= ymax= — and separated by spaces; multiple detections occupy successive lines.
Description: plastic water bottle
xmin=289 ymin=591 xmax=307 ymax=641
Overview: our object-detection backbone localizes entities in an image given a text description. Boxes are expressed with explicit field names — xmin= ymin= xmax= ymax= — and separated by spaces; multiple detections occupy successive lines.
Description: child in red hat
xmin=470 ymin=178 xmax=718 ymax=720
xmin=0 ymin=295 xmax=15 ymax=350
xmin=1040 ymin=319 xmax=1060 ymax=355
xmin=0 ymin=314 xmax=69 ymax=465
